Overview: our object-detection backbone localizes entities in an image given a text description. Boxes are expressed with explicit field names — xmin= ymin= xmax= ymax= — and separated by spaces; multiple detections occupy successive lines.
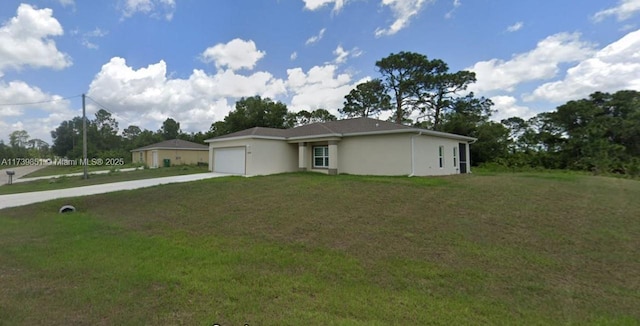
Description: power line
xmin=84 ymin=95 xmax=111 ymax=112
xmin=85 ymin=95 xmax=133 ymax=123
xmin=0 ymin=94 xmax=82 ymax=106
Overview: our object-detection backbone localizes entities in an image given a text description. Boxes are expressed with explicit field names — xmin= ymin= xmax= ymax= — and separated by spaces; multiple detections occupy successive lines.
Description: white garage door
xmin=214 ymin=147 xmax=246 ymax=174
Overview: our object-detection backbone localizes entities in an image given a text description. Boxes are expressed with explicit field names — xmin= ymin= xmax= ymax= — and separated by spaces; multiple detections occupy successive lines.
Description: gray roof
xmin=286 ymin=118 xmax=413 ymax=138
xmin=131 ymin=139 xmax=208 ymax=151
xmin=206 ymin=117 xmax=475 ymax=142
xmin=214 ymin=127 xmax=291 ymax=139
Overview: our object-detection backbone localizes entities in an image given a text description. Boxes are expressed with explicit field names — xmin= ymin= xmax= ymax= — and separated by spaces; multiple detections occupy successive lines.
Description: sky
xmin=0 ymin=0 xmax=639 ymax=144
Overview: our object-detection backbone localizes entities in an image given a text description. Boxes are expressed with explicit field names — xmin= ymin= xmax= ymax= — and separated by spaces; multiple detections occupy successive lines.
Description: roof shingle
xmin=206 ymin=117 xmax=475 ymax=142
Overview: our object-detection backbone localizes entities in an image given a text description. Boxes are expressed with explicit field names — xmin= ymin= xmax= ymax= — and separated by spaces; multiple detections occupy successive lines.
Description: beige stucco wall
xmin=208 ymin=133 xmax=471 ymax=176
xmin=132 ymin=149 xmax=208 ymax=167
xmin=338 ymin=134 xmax=412 ymax=175
xmin=248 ymin=139 xmax=298 ymax=175
xmin=208 ymin=138 xmax=297 ymax=175
xmin=412 ymin=135 xmax=464 ymax=176
xmin=303 ymin=133 xmax=470 ymax=176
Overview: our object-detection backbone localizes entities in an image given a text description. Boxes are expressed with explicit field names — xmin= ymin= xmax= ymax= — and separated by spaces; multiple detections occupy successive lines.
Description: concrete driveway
xmin=0 ymin=172 xmax=230 ymax=210
xmin=0 ymin=165 xmax=47 ymax=186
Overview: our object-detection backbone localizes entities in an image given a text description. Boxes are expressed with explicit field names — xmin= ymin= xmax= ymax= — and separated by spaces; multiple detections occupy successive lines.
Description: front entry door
xmin=459 ymin=143 xmax=467 ymax=174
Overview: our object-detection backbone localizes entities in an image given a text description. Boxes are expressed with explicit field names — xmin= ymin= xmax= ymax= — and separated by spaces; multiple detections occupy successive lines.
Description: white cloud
xmin=332 ymin=45 xmax=362 ymax=64
xmin=290 ymin=52 xmax=298 ymax=61
xmin=58 ymin=0 xmax=75 ymax=7
xmin=305 ymin=28 xmax=326 ymax=45
xmin=333 ymin=46 xmax=349 ymax=64
xmin=86 ymin=57 xmax=288 ymax=134
xmin=593 ymin=0 xmax=640 ymax=22
xmin=375 ymin=0 xmax=433 ymax=37
xmin=526 ymin=29 xmax=640 ymax=103
xmin=303 ymin=0 xmax=346 ymax=12
xmin=201 ymin=39 xmax=266 ymax=71
xmin=468 ymin=32 xmax=597 ymax=93
xmin=87 ymin=56 xmax=362 ymax=128
xmin=286 ymin=65 xmax=364 ymax=113
xmin=80 ymin=28 xmax=108 ymax=50
xmin=506 ymin=21 xmax=524 ymax=32
xmin=490 ymin=95 xmax=534 ymax=121
xmin=0 ymin=80 xmax=75 ymax=143
xmin=120 ymin=0 xmax=176 ymax=21
xmin=0 ymin=4 xmax=72 ymax=74
xmin=0 ymin=81 xmax=70 ymax=113
xmin=445 ymin=0 xmax=461 ymax=19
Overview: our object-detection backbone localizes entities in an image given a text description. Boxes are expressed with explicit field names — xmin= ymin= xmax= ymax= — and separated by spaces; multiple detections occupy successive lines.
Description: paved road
xmin=0 ymin=173 xmax=230 ymax=210
xmin=0 ymin=165 xmax=47 ymax=186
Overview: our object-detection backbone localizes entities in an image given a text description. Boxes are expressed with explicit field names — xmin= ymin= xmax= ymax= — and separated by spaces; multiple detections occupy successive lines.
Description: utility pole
xmin=82 ymin=93 xmax=88 ymax=180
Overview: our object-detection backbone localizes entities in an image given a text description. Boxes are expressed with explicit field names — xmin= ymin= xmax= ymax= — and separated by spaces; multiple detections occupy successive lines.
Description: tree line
xmin=2 ymin=51 xmax=638 ymax=176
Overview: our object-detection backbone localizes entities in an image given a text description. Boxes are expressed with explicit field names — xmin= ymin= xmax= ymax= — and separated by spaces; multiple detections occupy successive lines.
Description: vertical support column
xmin=208 ymin=145 xmax=214 ymax=172
xmin=328 ymin=140 xmax=338 ymax=175
xmin=298 ymin=142 xmax=307 ymax=171
xmin=466 ymin=142 xmax=472 ymax=173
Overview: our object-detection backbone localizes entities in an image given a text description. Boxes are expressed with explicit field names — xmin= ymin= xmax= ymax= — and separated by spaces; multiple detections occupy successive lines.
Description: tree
xmin=94 ymin=109 xmax=118 ymax=136
xmin=418 ymin=67 xmax=476 ymax=129
xmin=209 ymin=120 xmax=229 ymax=137
xmin=340 ymin=79 xmax=391 ymax=118
xmin=0 ymin=140 xmax=9 ymax=160
xmin=497 ymin=90 xmax=640 ymax=174
xmin=159 ymin=118 xmax=181 ymax=140
xmin=122 ymin=125 xmax=142 ymax=141
xmin=376 ymin=52 xmax=427 ymax=124
xmin=471 ymin=122 xmax=510 ymax=165
xmin=221 ymin=96 xmax=289 ymax=133
xmin=9 ymin=130 xmax=29 ymax=149
xmin=376 ymin=52 xmax=476 ymax=128
xmin=93 ymin=109 xmax=121 ymax=151
xmin=437 ymin=94 xmax=493 ymax=135
xmin=134 ymin=129 xmax=161 ymax=148
xmin=287 ymin=109 xmax=337 ymax=127
xmin=436 ymin=94 xmax=507 ymax=165
xmin=51 ymin=118 xmax=81 ymax=158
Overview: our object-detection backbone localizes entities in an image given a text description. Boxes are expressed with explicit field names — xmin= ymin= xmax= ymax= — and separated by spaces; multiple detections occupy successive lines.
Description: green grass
xmin=0 ymin=165 xmax=208 ymax=195
xmin=1 ymin=172 xmax=639 ymax=325
xmin=23 ymin=163 xmax=143 ymax=178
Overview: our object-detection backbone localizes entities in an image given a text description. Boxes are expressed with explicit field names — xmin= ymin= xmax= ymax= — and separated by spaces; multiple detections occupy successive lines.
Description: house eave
xmin=130 ymin=147 xmax=209 ymax=152
xmin=205 ymin=135 xmax=287 ymax=143
xmin=409 ymin=128 xmax=477 ymax=142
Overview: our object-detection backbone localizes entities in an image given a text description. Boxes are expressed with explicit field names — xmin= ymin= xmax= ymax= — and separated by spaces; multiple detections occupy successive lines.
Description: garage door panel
xmin=214 ymin=147 xmax=245 ymax=174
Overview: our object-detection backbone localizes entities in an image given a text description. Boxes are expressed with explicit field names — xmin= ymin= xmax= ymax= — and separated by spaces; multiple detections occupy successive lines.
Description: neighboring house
xmin=131 ymin=139 xmax=208 ymax=168
xmin=205 ymin=117 xmax=476 ymax=176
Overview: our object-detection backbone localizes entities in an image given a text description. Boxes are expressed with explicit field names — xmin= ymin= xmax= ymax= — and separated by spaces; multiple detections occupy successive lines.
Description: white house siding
xmin=209 ymin=138 xmax=297 ymax=175
xmin=248 ymin=139 xmax=297 ymax=175
xmin=412 ymin=135 xmax=464 ymax=176
xmin=338 ymin=134 xmax=412 ymax=176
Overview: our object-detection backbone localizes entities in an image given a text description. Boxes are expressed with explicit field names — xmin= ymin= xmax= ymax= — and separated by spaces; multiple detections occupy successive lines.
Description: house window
xmin=438 ymin=145 xmax=444 ymax=168
xmin=453 ymin=147 xmax=458 ymax=167
xmin=313 ymin=146 xmax=329 ymax=168
xmin=139 ymin=152 xmax=143 ymax=163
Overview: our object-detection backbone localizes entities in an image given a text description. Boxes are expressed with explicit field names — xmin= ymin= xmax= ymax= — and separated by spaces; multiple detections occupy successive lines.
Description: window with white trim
xmin=453 ymin=147 xmax=458 ymax=167
xmin=438 ymin=145 xmax=444 ymax=168
xmin=313 ymin=146 xmax=329 ymax=168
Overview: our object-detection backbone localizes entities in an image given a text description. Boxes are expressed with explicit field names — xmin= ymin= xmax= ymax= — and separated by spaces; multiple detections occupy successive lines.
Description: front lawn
xmin=0 ymin=165 xmax=208 ymax=195
xmin=0 ymin=172 xmax=638 ymax=324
